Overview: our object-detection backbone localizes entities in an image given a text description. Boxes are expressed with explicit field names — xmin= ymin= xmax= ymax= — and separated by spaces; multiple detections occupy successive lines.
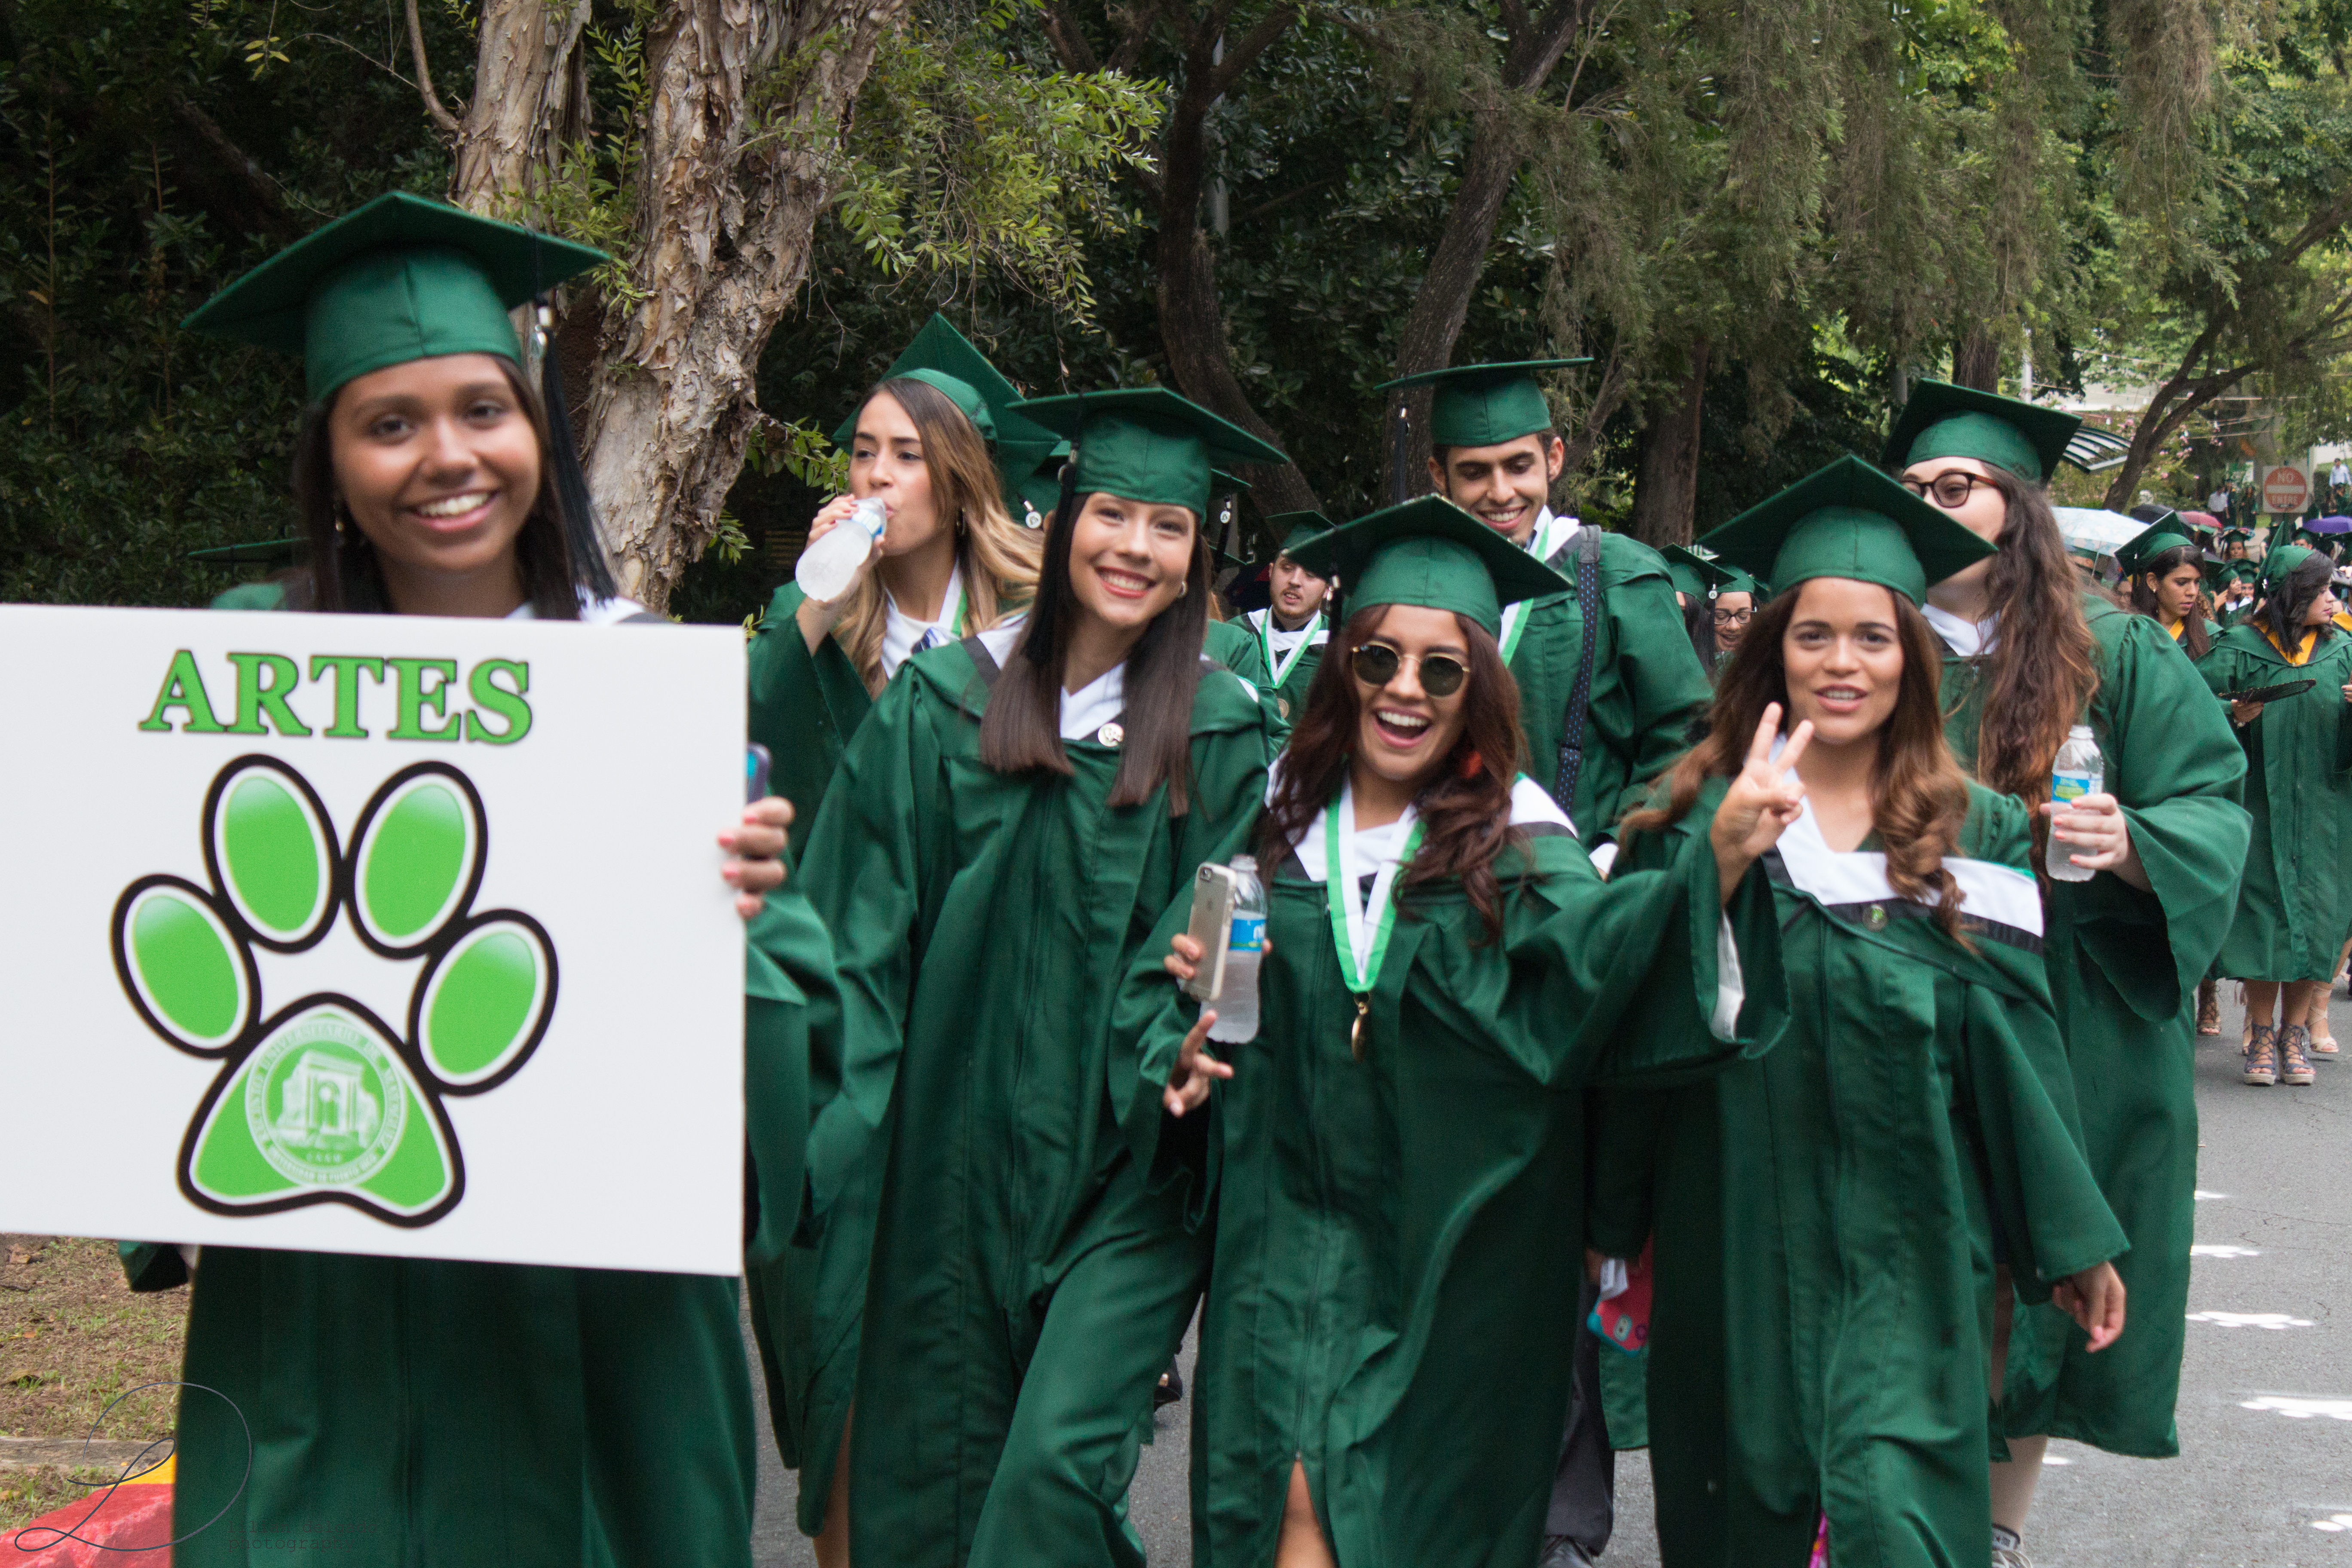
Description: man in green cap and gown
xmin=1885 ymin=379 xmax=2249 ymax=1564
xmin=1234 ymin=510 xmax=1333 ymax=735
xmin=1379 ymin=357 xmax=1715 ymax=1567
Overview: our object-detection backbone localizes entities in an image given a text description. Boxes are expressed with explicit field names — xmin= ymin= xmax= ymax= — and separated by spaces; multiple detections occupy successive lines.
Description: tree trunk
xmin=1626 ymin=342 xmax=1709 ymax=548
xmin=451 ymin=0 xmax=594 ymax=211
xmin=578 ymin=0 xmax=907 ymax=609
xmin=1150 ymin=6 xmax=1317 ymax=515
xmin=1950 ymin=323 xmax=2000 ymax=391
xmin=1380 ymin=0 xmax=1593 ymax=493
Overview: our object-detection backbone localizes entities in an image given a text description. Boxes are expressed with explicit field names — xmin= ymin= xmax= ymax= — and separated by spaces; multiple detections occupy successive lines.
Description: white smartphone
xmin=1182 ymin=863 xmax=1242 ymax=1004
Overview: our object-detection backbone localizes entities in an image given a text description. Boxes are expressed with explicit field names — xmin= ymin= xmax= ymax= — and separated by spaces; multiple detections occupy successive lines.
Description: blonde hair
xmin=833 ymin=377 xmax=1044 ymax=695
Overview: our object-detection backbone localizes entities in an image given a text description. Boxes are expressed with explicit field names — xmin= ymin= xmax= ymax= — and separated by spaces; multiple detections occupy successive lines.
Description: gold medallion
xmin=1350 ymin=994 xmax=1370 ymax=1060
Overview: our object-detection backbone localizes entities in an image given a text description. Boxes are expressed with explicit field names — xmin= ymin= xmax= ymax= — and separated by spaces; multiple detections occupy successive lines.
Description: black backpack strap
xmin=961 ymin=633 xmax=1001 ymax=686
xmin=1552 ymin=526 xmax=1605 ymax=820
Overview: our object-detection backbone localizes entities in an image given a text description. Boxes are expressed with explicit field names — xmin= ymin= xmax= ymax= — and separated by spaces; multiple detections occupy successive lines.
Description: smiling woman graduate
xmin=1883 ymin=384 xmax=2248 ymax=1562
xmin=1121 ymin=496 xmax=1797 ymax=1568
xmin=791 ymin=387 xmax=1281 ymax=1568
xmin=1592 ymin=458 xmax=2129 ymax=1568
xmin=121 ymin=191 xmax=830 ymax=1568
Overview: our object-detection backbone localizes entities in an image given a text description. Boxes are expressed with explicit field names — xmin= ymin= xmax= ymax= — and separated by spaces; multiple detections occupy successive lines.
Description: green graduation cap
xmin=1375 ymin=359 xmax=1592 ymax=450
xmin=2115 ymin=514 xmax=2199 ymax=577
xmin=1699 ymin=455 xmax=1997 ymax=605
xmin=1009 ymin=388 xmax=1287 ymax=520
xmin=833 ymin=313 xmax=1077 ymax=520
xmin=1661 ymin=545 xmax=1731 ymax=601
xmin=2220 ymin=525 xmax=2255 ymax=548
xmin=1267 ymin=511 xmax=1333 ymax=560
xmin=183 ymin=191 xmax=607 ymax=403
xmin=2263 ymin=543 xmax=2319 ymax=585
xmin=1285 ymin=495 xmax=1568 ymax=638
xmin=1880 ymin=378 xmax=2082 ymax=486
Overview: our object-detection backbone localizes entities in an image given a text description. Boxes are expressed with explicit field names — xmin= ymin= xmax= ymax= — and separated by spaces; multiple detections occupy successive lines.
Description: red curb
xmin=6 ymin=1480 xmax=173 ymax=1564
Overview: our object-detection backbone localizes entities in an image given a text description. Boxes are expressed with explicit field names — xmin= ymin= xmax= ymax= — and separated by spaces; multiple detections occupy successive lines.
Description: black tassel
xmin=1390 ymin=398 xmax=1412 ymax=505
xmin=536 ymin=301 xmax=621 ymax=603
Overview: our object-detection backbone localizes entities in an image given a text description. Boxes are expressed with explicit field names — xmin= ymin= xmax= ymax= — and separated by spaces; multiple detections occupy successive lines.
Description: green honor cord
xmin=1497 ymin=514 xmax=1567 ymax=662
xmin=1261 ymin=610 xmax=1324 ymax=688
xmin=1324 ymin=791 xmax=1424 ymax=1058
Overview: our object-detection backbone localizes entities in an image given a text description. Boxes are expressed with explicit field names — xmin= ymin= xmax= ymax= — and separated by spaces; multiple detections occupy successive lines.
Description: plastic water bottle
xmin=1208 ymin=855 xmax=1265 ymax=1044
xmin=794 ymin=496 xmax=886 ymax=604
xmin=2047 ymin=725 xmax=2102 ymax=882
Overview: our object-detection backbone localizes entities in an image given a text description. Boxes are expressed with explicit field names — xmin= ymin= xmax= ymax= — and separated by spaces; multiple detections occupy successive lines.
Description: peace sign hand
xmin=1708 ymin=703 xmax=1811 ymax=905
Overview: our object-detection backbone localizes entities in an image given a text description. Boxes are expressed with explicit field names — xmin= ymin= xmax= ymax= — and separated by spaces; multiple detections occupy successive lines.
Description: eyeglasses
xmin=1712 ymin=607 xmax=1752 ymax=627
xmin=1350 ymin=641 xmax=1467 ymax=697
xmin=1901 ymin=471 xmax=1996 ymax=510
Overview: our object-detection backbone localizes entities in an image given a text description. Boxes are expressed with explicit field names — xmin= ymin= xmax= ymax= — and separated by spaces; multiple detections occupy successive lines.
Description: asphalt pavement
xmin=748 ymin=983 xmax=2351 ymax=1566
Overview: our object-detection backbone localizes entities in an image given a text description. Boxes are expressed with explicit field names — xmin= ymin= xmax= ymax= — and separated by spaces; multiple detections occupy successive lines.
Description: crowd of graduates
xmin=116 ymin=193 xmax=2352 ymax=1568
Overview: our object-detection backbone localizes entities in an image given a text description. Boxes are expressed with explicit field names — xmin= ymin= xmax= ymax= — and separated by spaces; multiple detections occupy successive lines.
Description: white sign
xmin=0 ymin=605 xmax=748 ymax=1275
xmin=2263 ymin=462 xmax=2311 ymax=514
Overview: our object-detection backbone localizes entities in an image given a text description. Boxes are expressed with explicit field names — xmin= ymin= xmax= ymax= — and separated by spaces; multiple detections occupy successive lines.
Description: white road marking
xmin=2315 ymin=1513 xmax=2352 ymax=1532
xmin=2187 ymin=1311 xmax=2315 ymax=1329
xmin=2242 ymin=1395 xmax=2352 ymax=1420
xmin=2195 ymin=1190 xmax=2227 ymax=1200
xmin=2191 ymin=1244 xmax=2262 ymax=1259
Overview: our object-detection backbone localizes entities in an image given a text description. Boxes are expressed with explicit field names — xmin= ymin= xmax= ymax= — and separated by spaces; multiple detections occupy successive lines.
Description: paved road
xmin=750 ymin=985 xmax=2350 ymax=1566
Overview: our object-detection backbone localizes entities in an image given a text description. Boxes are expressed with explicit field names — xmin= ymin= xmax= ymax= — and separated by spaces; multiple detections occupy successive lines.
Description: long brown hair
xmin=1622 ymin=585 xmax=1975 ymax=938
xmin=2127 ymin=544 xmax=2212 ymax=658
xmin=1260 ymin=603 xmax=1531 ymax=940
xmin=2258 ymin=551 xmax=2338 ymax=652
xmin=978 ymin=480 xmax=1208 ymax=812
xmin=1959 ymin=469 xmax=2100 ymax=821
xmin=287 ymin=359 xmax=594 ymax=619
xmin=832 ymin=377 xmax=1044 ymax=694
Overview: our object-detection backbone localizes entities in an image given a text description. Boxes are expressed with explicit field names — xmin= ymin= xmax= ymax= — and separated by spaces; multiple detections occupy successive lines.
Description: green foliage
xmin=0 ymin=0 xmax=452 ymax=606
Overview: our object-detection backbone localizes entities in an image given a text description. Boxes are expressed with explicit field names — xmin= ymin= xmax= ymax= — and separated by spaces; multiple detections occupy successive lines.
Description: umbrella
xmin=2306 ymin=515 xmax=2352 ymax=534
xmin=2052 ymin=507 xmax=2147 ymax=556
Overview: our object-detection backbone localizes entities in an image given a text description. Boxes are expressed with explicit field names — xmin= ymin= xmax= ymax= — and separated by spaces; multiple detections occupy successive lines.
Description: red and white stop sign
xmin=2264 ymin=463 xmax=2311 ymax=514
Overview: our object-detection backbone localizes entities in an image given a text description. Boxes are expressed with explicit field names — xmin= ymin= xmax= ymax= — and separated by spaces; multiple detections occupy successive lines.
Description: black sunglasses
xmin=1350 ymin=641 xmax=1468 ymax=698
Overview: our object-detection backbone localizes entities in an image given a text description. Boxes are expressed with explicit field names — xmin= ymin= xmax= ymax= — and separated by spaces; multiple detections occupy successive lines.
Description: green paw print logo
xmin=111 ymin=757 xmax=556 ymax=1226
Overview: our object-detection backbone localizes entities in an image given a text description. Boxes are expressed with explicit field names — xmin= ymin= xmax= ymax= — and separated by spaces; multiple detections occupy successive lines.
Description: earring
xmin=1177 ymin=581 xmax=1188 ymax=598
xmin=332 ymin=499 xmax=349 ymax=536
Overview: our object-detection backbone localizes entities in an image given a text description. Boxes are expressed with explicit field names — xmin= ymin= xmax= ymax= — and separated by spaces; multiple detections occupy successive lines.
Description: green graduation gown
xmin=1121 ymin=778 xmax=1785 ymax=1568
xmin=1504 ymin=518 xmax=1713 ymax=838
xmin=123 ymin=887 xmax=837 ymax=1568
xmin=1955 ymin=602 xmax=2249 ymax=1458
xmin=2196 ymin=621 xmax=2352 ymax=980
xmin=1234 ymin=606 xmax=1329 ymax=737
xmin=795 ymin=634 xmax=1271 ymax=1568
xmin=746 ymin=581 xmax=884 ymax=863
xmin=1592 ymin=783 xmax=2127 ymax=1568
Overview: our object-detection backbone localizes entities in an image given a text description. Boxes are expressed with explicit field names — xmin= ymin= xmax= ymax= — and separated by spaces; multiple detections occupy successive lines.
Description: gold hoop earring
xmin=1177 ymin=581 xmax=1188 ymax=598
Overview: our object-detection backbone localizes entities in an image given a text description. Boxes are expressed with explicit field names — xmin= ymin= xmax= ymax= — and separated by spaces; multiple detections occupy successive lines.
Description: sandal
xmin=2197 ymin=980 xmax=2222 ymax=1037
xmin=2245 ymin=1024 xmax=2279 ymax=1086
xmin=2282 ymin=1025 xmax=2317 ymax=1086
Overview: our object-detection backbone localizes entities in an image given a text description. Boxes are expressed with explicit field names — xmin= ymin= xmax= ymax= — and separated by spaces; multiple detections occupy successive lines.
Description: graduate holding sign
xmin=1125 ymin=497 xmax=1794 ymax=1568
xmin=125 ymin=193 xmax=824 ymax=1568
xmin=1593 ymin=458 xmax=2130 ymax=1568
xmin=1883 ymin=384 xmax=2248 ymax=1557
xmin=793 ymin=388 xmax=1278 ymax=1568
xmin=1384 ymin=361 xmax=1714 ymax=842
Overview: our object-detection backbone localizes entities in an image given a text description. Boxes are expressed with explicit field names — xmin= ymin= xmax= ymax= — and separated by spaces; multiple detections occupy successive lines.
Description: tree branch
xmin=406 ymin=0 xmax=463 ymax=138
xmin=1039 ymin=2 xmax=1101 ymax=75
xmin=1505 ymin=0 xmax=1592 ymax=89
xmin=1207 ymin=1 xmax=1299 ymax=99
xmin=168 ymin=95 xmax=290 ymax=227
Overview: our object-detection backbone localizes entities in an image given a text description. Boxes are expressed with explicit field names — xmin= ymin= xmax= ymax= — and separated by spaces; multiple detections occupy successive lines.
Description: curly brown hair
xmin=1620 ymin=585 xmax=1975 ymax=939
xmin=1260 ymin=602 xmax=1532 ymax=941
